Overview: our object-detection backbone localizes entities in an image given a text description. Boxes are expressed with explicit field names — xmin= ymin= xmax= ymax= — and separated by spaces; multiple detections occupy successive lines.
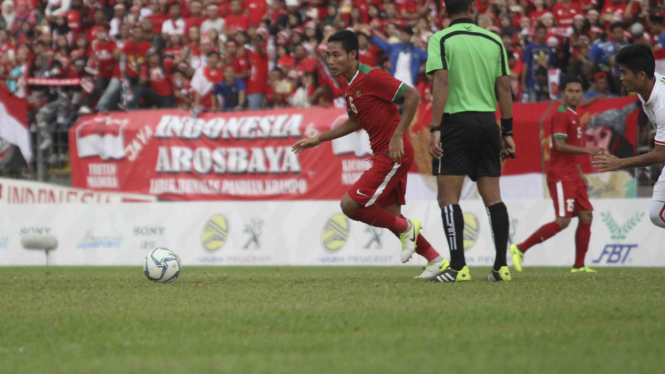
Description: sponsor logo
xmin=133 ymin=226 xmax=165 ymax=250
xmin=133 ymin=226 xmax=165 ymax=236
xmin=20 ymin=227 xmax=52 ymax=235
xmin=201 ymin=215 xmax=229 ymax=253
xmin=321 ymin=213 xmax=349 ymax=253
xmin=76 ymin=231 xmax=122 ymax=249
xmin=242 ymin=218 xmax=263 ymax=250
xmin=0 ymin=237 xmax=8 ymax=249
xmin=592 ymin=211 xmax=644 ymax=264
xmin=363 ymin=226 xmax=383 ymax=249
xmin=463 ymin=213 xmax=478 ymax=252
xmin=356 ymin=189 xmax=368 ymax=197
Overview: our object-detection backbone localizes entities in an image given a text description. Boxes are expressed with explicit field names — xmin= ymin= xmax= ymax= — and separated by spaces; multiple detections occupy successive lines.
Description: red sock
xmin=574 ymin=222 xmax=591 ymax=268
xmin=347 ymin=205 xmax=409 ymax=232
xmin=415 ymin=236 xmax=441 ymax=262
xmin=519 ymin=221 xmax=562 ymax=252
xmin=391 ymin=214 xmax=441 ymax=262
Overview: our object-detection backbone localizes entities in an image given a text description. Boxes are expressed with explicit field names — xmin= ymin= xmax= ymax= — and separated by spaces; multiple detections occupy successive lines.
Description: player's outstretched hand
xmin=389 ymin=135 xmax=404 ymax=164
xmin=587 ymin=147 xmax=605 ymax=156
xmin=592 ymin=153 xmax=622 ymax=172
xmin=429 ymin=131 xmax=443 ymax=159
xmin=501 ymin=136 xmax=516 ymax=161
xmin=292 ymin=137 xmax=321 ymax=154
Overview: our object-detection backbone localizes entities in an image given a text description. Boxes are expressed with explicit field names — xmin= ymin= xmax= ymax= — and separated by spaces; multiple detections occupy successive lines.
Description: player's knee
xmin=340 ymin=199 xmax=357 ymax=217
xmin=556 ymin=217 xmax=571 ymax=229
xmin=578 ymin=211 xmax=593 ymax=224
xmin=649 ymin=201 xmax=665 ymax=228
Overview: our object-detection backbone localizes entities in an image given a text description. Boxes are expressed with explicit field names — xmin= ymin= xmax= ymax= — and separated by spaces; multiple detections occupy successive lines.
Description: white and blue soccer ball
xmin=144 ymin=248 xmax=181 ymax=283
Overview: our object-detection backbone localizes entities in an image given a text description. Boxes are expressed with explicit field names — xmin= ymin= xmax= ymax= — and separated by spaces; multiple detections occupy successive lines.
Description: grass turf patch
xmin=1 ymin=266 xmax=664 ymax=374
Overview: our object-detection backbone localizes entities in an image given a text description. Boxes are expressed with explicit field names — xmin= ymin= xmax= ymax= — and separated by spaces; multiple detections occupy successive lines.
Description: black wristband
xmin=501 ymin=118 xmax=513 ymax=137
xmin=429 ymin=124 xmax=442 ymax=133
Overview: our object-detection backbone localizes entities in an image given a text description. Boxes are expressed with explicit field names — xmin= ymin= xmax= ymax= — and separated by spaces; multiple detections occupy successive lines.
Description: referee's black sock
xmin=442 ymin=204 xmax=466 ymax=270
xmin=487 ymin=202 xmax=509 ymax=271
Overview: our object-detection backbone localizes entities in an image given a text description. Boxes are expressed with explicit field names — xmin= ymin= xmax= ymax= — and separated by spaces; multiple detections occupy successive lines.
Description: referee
xmin=426 ymin=0 xmax=515 ymax=283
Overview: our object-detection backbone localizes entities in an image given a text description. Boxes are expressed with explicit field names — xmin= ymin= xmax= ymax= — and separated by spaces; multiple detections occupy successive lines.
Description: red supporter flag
xmin=0 ymin=84 xmax=31 ymax=162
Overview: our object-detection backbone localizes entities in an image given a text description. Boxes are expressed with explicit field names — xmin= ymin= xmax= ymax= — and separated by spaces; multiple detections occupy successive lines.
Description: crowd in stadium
xmin=0 ymin=0 xmax=662 ymax=154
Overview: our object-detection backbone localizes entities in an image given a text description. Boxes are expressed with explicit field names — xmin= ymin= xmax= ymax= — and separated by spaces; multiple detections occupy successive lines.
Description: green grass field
xmin=1 ymin=267 xmax=665 ymax=374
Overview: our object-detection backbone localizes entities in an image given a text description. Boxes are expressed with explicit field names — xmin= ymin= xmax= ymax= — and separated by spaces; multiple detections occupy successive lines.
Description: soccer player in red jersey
xmin=510 ymin=76 xmax=604 ymax=273
xmin=292 ymin=30 xmax=449 ymax=278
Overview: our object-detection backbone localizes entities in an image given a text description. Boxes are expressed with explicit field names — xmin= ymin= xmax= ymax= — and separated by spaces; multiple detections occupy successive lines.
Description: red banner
xmin=70 ymin=99 xmax=643 ymax=201
xmin=70 ymin=108 xmax=375 ymax=200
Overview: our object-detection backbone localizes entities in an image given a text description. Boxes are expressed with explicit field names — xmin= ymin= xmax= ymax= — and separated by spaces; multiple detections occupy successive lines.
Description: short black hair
xmin=445 ymin=0 xmax=474 ymax=17
xmin=562 ymin=75 xmax=583 ymax=90
xmin=616 ymin=43 xmax=655 ymax=78
xmin=610 ymin=22 xmax=624 ymax=31
xmin=207 ymin=50 xmax=219 ymax=58
xmin=327 ymin=30 xmax=359 ymax=59
xmin=535 ymin=23 xmax=547 ymax=32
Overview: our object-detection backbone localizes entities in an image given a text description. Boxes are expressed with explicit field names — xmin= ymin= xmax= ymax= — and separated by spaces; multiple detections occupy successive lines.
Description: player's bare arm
xmin=429 ymin=69 xmax=448 ymax=159
xmin=593 ymin=144 xmax=665 ymax=171
xmin=291 ymin=115 xmax=361 ymax=154
xmin=389 ymin=86 xmax=420 ymax=164
xmin=496 ymin=75 xmax=516 ymax=160
xmin=553 ymin=138 xmax=604 ymax=156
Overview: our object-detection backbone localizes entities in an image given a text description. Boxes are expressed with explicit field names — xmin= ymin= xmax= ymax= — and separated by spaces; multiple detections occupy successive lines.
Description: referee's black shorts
xmin=432 ymin=111 xmax=502 ymax=181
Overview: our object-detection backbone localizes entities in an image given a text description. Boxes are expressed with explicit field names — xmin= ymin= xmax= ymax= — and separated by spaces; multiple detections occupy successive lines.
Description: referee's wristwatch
xmin=429 ymin=124 xmax=442 ymax=133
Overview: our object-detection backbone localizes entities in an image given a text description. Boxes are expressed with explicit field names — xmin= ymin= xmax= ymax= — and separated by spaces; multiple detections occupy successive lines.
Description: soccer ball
xmin=144 ymin=248 xmax=181 ymax=283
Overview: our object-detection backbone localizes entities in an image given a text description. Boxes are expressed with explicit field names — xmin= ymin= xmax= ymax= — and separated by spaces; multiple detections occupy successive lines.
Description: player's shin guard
xmin=347 ymin=205 xmax=409 ymax=233
xmin=487 ymin=203 xmax=509 ymax=271
xmin=519 ymin=222 xmax=563 ymax=252
xmin=442 ymin=204 xmax=465 ymax=270
xmin=574 ymin=222 xmax=591 ymax=268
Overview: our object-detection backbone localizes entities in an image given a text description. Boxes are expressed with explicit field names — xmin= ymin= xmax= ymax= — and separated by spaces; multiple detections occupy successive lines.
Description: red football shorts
xmin=548 ymin=180 xmax=593 ymax=218
xmin=348 ymin=153 xmax=413 ymax=208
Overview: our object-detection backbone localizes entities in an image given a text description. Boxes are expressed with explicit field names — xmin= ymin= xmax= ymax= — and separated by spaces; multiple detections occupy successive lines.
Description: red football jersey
xmin=340 ymin=63 xmax=409 ymax=155
xmin=122 ymin=41 xmax=152 ymax=78
xmin=246 ymin=49 xmax=268 ymax=95
xmin=547 ymin=104 xmax=584 ymax=183
xmin=552 ymin=2 xmax=582 ymax=26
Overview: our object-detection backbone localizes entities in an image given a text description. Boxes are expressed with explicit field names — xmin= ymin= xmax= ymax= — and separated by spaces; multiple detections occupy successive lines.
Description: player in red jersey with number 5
xmin=510 ymin=76 xmax=604 ymax=273
xmin=292 ymin=30 xmax=449 ymax=278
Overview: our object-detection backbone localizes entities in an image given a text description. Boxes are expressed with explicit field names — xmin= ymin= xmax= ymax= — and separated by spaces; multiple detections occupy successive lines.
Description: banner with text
xmin=69 ymin=108 xmax=378 ymax=200
xmin=0 ymin=199 xmax=662 ymax=267
xmin=0 ymin=177 xmax=157 ymax=203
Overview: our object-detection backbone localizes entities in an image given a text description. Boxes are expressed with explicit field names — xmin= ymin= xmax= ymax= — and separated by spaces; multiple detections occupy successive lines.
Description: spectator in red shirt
xmin=246 ymin=34 xmax=268 ymax=110
xmin=224 ymin=0 xmax=249 ymax=34
xmin=79 ymin=25 xmax=117 ymax=114
xmin=529 ymin=0 xmax=548 ymax=25
xmin=601 ymin=0 xmax=628 ymax=26
xmin=67 ymin=0 xmax=82 ymax=37
xmin=246 ymin=0 xmax=267 ymax=28
xmin=135 ymin=49 xmax=175 ymax=108
xmin=171 ymin=68 xmax=192 ymax=108
xmin=148 ymin=0 xmax=169 ymax=35
xmin=293 ymin=43 xmax=315 ymax=75
xmin=121 ymin=25 xmax=152 ymax=108
xmin=357 ymin=32 xmax=378 ymax=67
xmin=552 ymin=0 xmax=582 ymax=27
xmin=224 ymin=40 xmax=248 ymax=78
xmin=185 ymin=1 xmax=205 ymax=31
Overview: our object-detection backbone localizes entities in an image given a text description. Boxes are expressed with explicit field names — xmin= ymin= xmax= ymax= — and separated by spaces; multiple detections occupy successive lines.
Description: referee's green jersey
xmin=426 ymin=18 xmax=510 ymax=115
